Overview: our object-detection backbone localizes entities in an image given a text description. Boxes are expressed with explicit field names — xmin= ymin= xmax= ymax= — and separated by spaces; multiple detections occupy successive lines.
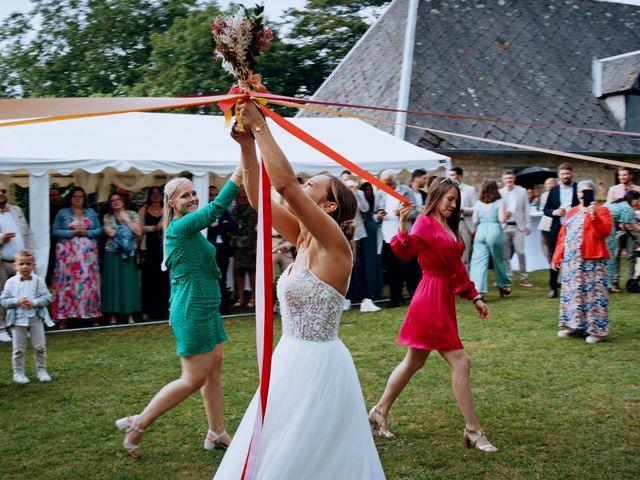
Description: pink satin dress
xmin=391 ymin=215 xmax=479 ymax=351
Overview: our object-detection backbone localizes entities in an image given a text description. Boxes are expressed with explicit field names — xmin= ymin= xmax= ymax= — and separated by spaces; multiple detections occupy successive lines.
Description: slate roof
xmin=597 ymin=50 xmax=640 ymax=96
xmin=297 ymin=0 xmax=408 ymax=130
xmin=300 ymin=0 xmax=640 ymax=154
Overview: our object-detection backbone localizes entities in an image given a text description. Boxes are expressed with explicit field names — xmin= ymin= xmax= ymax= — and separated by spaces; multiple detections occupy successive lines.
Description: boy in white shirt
xmin=0 ymin=249 xmax=54 ymax=383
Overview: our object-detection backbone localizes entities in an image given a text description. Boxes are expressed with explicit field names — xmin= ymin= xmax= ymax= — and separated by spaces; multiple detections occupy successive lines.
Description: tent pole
xmin=29 ymin=172 xmax=50 ymax=277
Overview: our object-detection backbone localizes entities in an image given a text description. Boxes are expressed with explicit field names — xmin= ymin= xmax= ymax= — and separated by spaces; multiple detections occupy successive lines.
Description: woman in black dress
xmin=138 ymin=186 xmax=170 ymax=319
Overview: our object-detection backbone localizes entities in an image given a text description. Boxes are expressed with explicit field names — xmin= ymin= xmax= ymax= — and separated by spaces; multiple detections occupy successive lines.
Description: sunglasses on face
xmin=0 ymin=189 xmax=7 ymax=194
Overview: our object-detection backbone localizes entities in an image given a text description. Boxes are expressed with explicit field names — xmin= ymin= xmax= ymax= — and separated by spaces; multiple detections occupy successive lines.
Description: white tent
xmin=0 ymin=112 xmax=450 ymax=274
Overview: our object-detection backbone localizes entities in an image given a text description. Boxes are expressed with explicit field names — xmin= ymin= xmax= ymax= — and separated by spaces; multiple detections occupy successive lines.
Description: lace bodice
xmin=276 ymin=266 xmax=343 ymax=342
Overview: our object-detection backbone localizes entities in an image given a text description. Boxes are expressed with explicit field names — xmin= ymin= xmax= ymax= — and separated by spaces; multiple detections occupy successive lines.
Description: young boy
xmin=0 ymin=249 xmax=54 ymax=383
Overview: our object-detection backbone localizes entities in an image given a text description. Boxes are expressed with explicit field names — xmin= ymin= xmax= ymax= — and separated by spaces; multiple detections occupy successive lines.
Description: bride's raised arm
xmin=237 ymin=100 xmax=351 ymax=261
xmin=230 ymin=121 xmax=300 ymax=246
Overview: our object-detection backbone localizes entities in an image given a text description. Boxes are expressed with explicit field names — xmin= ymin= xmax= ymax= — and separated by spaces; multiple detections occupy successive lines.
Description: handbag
xmin=538 ymin=215 xmax=552 ymax=232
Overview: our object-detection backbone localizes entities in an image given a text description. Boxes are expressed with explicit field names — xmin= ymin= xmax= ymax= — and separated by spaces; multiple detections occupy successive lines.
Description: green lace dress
xmin=164 ymin=181 xmax=240 ymax=356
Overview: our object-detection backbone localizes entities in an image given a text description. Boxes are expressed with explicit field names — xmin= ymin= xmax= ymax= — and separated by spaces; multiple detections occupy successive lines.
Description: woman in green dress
xmin=469 ymin=180 xmax=512 ymax=299
xmin=116 ymin=170 xmax=242 ymax=457
xmin=102 ymin=192 xmax=142 ymax=325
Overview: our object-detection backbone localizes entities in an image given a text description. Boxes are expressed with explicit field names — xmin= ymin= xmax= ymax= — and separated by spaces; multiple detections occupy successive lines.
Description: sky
xmin=0 ymin=0 xmax=308 ymax=23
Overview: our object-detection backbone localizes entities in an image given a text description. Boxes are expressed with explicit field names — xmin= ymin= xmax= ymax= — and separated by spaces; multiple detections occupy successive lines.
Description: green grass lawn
xmin=1 ymin=270 xmax=638 ymax=479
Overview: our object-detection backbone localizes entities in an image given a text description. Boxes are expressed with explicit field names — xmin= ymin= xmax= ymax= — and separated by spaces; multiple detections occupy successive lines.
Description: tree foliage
xmin=277 ymin=0 xmax=389 ymax=96
xmin=0 ymin=0 xmax=390 ymax=99
xmin=0 ymin=0 xmax=200 ymax=97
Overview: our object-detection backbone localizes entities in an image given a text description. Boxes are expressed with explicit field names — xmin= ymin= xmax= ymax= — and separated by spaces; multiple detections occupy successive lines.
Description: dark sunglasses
xmin=0 ymin=189 xmax=7 ymax=194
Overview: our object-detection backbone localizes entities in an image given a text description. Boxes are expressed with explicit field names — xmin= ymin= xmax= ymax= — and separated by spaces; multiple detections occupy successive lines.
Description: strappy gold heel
xmin=463 ymin=427 xmax=498 ymax=452
xmin=115 ymin=415 xmax=145 ymax=457
xmin=368 ymin=406 xmax=395 ymax=439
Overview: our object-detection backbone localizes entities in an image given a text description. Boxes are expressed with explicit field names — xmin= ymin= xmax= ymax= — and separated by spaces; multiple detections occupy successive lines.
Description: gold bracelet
xmin=250 ymin=123 xmax=268 ymax=136
xmin=242 ymin=165 xmax=258 ymax=174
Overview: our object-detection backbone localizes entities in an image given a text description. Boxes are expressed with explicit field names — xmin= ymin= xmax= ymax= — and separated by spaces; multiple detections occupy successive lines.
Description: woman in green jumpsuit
xmin=116 ymin=170 xmax=242 ymax=457
xmin=469 ymin=180 xmax=512 ymax=298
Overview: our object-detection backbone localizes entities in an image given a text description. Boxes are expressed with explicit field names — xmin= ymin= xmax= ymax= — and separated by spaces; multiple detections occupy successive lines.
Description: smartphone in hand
xmin=582 ymin=189 xmax=594 ymax=207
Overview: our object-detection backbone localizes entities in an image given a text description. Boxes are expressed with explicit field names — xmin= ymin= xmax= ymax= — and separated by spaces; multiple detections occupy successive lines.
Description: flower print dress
xmin=53 ymin=215 xmax=101 ymax=319
xmin=559 ymin=213 xmax=609 ymax=336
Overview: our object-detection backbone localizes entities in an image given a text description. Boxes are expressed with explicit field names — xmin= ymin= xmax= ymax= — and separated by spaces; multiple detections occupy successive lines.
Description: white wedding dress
xmin=213 ymin=265 xmax=385 ymax=479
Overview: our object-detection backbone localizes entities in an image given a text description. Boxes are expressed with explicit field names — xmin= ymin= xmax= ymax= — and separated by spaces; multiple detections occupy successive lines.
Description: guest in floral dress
xmin=552 ymin=180 xmax=613 ymax=344
xmin=604 ymin=191 xmax=640 ymax=291
xmin=102 ymin=192 xmax=142 ymax=325
xmin=52 ymin=187 xmax=102 ymax=327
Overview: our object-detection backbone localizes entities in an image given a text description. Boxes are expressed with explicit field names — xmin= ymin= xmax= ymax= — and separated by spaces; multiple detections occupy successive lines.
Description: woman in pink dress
xmin=368 ymin=177 xmax=498 ymax=452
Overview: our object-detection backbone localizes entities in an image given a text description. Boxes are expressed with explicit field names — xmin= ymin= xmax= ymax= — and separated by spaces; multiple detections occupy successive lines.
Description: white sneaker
xmin=585 ymin=335 xmax=602 ymax=344
xmin=37 ymin=370 xmax=52 ymax=382
xmin=13 ymin=373 xmax=30 ymax=384
xmin=557 ymin=330 xmax=572 ymax=337
xmin=360 ymin=298 xmax=381 ymax=313
xmin=342 ymin=299 xmax=352 ymax=311
xmin=0 ymin=329 xmax=11 ymax=343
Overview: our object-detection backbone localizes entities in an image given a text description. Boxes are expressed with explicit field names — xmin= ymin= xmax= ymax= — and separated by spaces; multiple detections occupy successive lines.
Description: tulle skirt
xmin=213 ymin=335 xmax=385 ymax=480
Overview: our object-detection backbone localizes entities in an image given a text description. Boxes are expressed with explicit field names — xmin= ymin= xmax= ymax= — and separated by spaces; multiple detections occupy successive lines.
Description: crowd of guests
xmin=0 ymin=164 xmax=638 ymax=353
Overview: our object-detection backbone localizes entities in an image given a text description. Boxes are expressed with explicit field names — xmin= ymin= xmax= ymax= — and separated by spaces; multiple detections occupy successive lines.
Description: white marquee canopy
xmin=0 ymin=112 xmax=449 ymax=175
xmin=0 ymin=112 xmax=450 ymax=275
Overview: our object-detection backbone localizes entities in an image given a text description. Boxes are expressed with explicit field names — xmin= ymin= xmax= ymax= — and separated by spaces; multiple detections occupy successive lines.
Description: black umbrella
xmin=516 ymin=167 xmax=556 ymax=188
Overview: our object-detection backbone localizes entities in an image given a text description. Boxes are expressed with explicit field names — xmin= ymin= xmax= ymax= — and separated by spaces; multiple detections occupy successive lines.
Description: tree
xmin=278 ymin=0 xmax=390 ymax=96
xmin=0 ymin=0 xmax=391 ymax=101
xmin=0 ymin=0 xmax=201 ymax=97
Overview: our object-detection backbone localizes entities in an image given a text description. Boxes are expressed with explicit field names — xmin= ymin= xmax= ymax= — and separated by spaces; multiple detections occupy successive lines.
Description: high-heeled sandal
xmin=463 ymin=427 xmax=498 ymax=452
xmin=499 ymin=287 xmax=511 ymax=298
xmin=368 ymin=406 xmax=395 ymax=439
xmin=115 ymin=415 xmax=145 ymax=457
xmin=204 ymin=429 xmax=232 ymax=451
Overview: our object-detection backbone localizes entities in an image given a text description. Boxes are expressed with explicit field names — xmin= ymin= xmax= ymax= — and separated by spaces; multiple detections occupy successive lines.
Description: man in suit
xmin=0 ymin=182 xmax=34 ymax=342
xmin=449 ymin=167 xmax=477 ymax=271
xmin=543 ymin=163 xmax=579 ymax=298
xmin=499 ymin=170 xmax=532 ymax=287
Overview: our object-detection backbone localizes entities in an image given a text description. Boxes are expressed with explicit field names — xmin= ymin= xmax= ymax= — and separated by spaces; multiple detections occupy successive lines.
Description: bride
xmin=213 ymin=100 xmax=385 ymax=479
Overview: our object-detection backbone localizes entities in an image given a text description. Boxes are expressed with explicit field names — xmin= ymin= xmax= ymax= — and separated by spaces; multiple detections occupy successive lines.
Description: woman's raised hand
xmin=398 ymin=204 xmax=416 ymax=222
xmin=397 ymin=203 xmax=415 ymax=234
xmin=237 ymin=99 xmax=266 ymax=132
xmin=230 ymin=122 xmax=254 ymax=147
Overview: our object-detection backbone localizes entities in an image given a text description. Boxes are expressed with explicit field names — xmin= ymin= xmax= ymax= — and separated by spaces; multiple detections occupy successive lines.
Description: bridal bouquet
xmin=211 ymin=4 xmax=273 ymax=91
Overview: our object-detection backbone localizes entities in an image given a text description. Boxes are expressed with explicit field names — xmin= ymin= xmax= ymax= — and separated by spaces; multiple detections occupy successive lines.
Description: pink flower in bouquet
xmin=211 ymin=4 xmax=273 ymax=84
xmin=255 ymin=28 xmax=273 ymax=53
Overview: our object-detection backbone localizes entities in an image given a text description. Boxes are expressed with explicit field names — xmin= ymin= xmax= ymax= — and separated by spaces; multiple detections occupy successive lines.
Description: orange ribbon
xmin=219 ymin=73 xmax=270 ymax=129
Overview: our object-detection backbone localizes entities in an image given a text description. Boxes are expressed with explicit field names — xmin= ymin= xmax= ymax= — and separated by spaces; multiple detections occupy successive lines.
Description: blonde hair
xmin=15 ymin=249 xmax=35 ymax=262
xmin=161 ymin=177 xmax=193 ymax=270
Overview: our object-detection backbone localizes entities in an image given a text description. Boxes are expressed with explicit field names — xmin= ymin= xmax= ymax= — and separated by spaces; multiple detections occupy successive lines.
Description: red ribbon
xmin=241 ymin=162 xmax=274 ymax=480
xmin=247 ymin=92 xmax=640 ymax=139
xmin=257 ymin=103 xmax=410 ymax=204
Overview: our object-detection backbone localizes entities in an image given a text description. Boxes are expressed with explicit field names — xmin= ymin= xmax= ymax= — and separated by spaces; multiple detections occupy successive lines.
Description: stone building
xmin=298 ymin=0 xmax=640 ymax=196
